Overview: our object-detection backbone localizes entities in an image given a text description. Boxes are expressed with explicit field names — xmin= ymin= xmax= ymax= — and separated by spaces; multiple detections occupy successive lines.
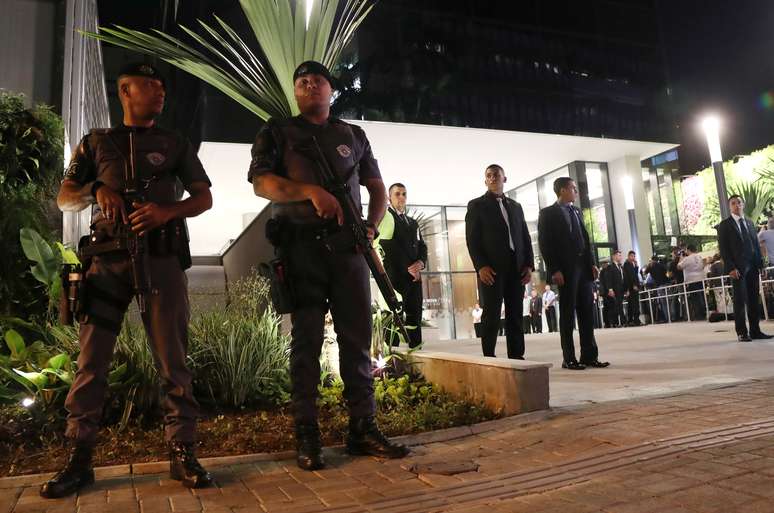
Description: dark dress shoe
xmin=346 ymin=416 xmax=410 ymax=458
xmin=738 ymin=334 xmax=752 ymax=342
xmin=169 ymin=442 xmax=213 ymax=488
xmin=581 ymin=360 xmax=610 ymax=368
xmin=295 ymin=423 xmax=325 ymax=471
xmin=40 ymin=443 xmax=94 ymax=498
xmin=561 ymin=360 xmax=586 ymax=370
xmin=750 ymin=332 xmax=773 ymax=340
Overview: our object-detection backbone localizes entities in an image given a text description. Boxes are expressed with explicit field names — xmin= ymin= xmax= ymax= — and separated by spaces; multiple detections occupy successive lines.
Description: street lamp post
xmin=621 ymin=176 xmax=640 ymax=259
xmin=702 ymin=116 xmax=730 ymax=219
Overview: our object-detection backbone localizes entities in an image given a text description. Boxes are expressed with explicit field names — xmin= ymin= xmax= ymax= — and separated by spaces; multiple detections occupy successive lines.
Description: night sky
xmin=660 ymin=0 xmax=774 ymax=173
xmin=96 ymin=0 xmax=774 ymax=175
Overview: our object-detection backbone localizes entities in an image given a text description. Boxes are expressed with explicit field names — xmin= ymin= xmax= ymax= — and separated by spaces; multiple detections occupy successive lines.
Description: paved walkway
xmin=6 ymin=321 xmax=774 ymax=512
xmin=5 ymin=377 xmax=774 ymax=513
xmin=425 ymin=320 xmax=774 ymax=407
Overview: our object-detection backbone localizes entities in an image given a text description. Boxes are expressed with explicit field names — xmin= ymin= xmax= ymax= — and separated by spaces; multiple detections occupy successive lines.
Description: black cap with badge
xmin=117 ymin=62 xmax=166 ymax=89
xmin=293 ymin=60 xmax=336 ymax=89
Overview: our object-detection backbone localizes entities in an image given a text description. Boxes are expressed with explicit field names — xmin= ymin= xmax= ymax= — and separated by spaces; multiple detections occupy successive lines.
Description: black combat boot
xmin=39 ymin=442 xmax=95 ymax=498
xmin=295 ymin=422 xmax=325 ymax=471
xmin=169 ymin=442 xmax=213 ymax=488
xmin=346 ymin=416 xmax=410 ymax=458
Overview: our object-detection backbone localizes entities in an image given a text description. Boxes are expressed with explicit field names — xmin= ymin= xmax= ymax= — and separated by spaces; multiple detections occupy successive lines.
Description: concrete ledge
xmin=408 ymin=350 xmax=552 ymax=416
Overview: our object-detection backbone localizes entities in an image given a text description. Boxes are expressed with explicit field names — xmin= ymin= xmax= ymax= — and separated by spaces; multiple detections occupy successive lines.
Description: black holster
xmin=58 ymin=237 xmax=92 ymax=325
xmin=260 ymin=217 xmax=296 ymax=314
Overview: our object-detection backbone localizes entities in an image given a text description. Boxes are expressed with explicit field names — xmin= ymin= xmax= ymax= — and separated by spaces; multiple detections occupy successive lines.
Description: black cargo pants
xmin=64 ymin=253 xmax=199 ymax=444
xmin=285 ymin=229 xmax=375 ymax=424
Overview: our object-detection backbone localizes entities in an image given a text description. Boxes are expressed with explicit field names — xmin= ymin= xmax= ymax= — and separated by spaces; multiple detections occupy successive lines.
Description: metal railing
xmin=596 ymin=266 xmax=774 ymax=326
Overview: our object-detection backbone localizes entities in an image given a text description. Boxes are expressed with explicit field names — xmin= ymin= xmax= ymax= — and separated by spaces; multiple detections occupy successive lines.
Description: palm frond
xmin=82 ymin=0 xmax=375 ymax=121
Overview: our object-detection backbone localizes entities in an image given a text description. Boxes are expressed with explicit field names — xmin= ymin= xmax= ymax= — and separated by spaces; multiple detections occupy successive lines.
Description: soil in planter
xmin=0 ymin=390 xmax=500 ymax=476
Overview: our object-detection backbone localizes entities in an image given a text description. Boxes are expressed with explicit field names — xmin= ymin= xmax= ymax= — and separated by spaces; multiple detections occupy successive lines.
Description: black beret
xmin=293 ymin=60 xmax=335 ymax=88
xmin=117 ymin=62 xmax=166 ymax=87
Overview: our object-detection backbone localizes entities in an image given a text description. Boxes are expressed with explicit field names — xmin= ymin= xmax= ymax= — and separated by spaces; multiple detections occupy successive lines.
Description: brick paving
xmin=5 ymin=378 xmax=774 ymax=512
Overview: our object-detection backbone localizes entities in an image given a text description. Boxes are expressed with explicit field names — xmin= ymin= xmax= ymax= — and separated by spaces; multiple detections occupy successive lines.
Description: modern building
xmin=190 ymin=120 xmax=678 ymax=339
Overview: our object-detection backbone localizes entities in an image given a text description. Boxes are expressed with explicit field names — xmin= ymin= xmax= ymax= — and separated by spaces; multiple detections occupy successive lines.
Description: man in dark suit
xmin=601 ymin=250 xmax=626 ymax=327
xmin=717 ymin=195 xmax=772 ymax=342
xmin=623 ymin=251 xmax=642 ymax=326
xmin=538 ymin=177 xmax=610 ymax=370
xmin=378 ymin=183 xmax=428 ymax=348
xmin=465 ymin=164 xmax=534 ymax=359
xmin=529 ymin=289 xmax=543 ymax=333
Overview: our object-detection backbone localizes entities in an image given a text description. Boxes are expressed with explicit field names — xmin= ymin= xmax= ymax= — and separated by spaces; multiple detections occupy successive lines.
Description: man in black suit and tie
xmin=465 ymin=164 xmax=534 ymax=359
xmin=623 ymin=251 xmax=642 ymax=326
xmin=717 ymin=195 xmax=772 ymax=342
xmin=601 ymin=250 xmax=626 ymax=327
xmin=538 ymin=177 xmax=610 ymax=370
xmin=379 ymin=183 xmax=428 ymax=348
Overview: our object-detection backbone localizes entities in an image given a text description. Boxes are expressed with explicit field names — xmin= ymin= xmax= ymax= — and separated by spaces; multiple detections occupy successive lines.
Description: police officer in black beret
xmin=249 ymin=61 xmax=409 ymax=470
xmin=40 ymin=63 xmax=214 ymax=498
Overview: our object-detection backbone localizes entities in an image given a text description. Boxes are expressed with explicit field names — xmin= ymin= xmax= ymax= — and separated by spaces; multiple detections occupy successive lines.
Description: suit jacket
xmin=623 ymin=260 xmax=640 ymax=290
xmin=537 ymin=202 xmax=594 ymax=281
xmin=602 ymin=262 xmax=625 ymax=294
xmin=379 ymin=207 xmax=428 ymax=289
xmin=465 ymin=192 xmax=534 ymax=274
xmin=717 ymin=216 xmax=763 ymax=274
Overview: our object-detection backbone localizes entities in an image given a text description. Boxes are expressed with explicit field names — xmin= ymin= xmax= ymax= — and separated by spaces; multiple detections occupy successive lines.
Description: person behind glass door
xmin=464 ymin=164 xmax=534 ymax=359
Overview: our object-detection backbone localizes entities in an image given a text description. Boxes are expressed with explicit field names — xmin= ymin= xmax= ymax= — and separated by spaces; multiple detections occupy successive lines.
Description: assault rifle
xmin=304 ymin=136 xmax=412 ymax=346
xmin=121 ymin=130 xmax=151 ymax=313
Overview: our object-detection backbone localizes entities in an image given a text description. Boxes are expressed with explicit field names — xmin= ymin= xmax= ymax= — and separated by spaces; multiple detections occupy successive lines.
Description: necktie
xmin=497 ymin=197 xmax=516 ymax=251
xmin=567 ymin=206 xmax=584 ymax=252
xmin=739 ymin=218 xmax=755 ymax=257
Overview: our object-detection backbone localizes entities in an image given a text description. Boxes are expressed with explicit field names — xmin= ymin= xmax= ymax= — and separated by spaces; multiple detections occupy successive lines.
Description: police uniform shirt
xmin=65 ymin=125 xmax=211 ymax=229
xmin=247 ymin=116 xmax=381 ymax=223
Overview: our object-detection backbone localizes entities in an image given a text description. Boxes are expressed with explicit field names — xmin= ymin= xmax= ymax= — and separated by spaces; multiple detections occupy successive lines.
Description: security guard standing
xmin=378 ymin=183 xmax=427 ymax=348
xmin=249 ymin=61 xmax=409 ymax=470
xmin=41 ymin=63 xmax=214 ymax=498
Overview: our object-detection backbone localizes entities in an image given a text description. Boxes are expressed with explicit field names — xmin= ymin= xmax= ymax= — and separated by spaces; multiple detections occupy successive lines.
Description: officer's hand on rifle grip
xmin=95 ymin=185 xmax=128 ymax=224
xmin=306 ymin=185 xmax=343 ymax=225
xmin=129 ymin=201 xmax=173 ymax=236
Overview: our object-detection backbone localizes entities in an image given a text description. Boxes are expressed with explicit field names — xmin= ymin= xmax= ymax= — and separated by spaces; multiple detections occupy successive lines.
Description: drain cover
xmin=406 ymin=460 xmax=479 ymax=475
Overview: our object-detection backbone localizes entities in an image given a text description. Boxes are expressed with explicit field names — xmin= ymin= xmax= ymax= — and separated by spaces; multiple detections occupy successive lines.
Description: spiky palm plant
xmin=82 ymin=0 xmax=375 ymax=120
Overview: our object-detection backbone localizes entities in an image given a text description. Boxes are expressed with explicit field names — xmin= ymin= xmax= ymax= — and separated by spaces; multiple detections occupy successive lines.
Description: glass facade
xmin=641 ymin=149 xmax=717 ymax=256
xmin=372 ymin=159 xmax=619 ymax=339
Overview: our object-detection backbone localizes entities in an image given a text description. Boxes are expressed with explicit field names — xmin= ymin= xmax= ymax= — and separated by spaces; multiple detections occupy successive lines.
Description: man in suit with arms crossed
xmin=717 ymin=195 xmax=772 ymax=342
xmin=538 ymin=177 xmax=610 ymax=370
xmin=465 ymin=164 xmax=534 ymax=359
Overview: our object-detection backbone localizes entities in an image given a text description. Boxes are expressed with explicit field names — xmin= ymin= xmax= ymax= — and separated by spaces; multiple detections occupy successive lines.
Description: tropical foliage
xmin=0 ymin=92 xmax=64 ymax=319
xmin=679 ymin=145 xmax=774 ymax=234
xmin=82 ymin=0 xmax=375 ymax=121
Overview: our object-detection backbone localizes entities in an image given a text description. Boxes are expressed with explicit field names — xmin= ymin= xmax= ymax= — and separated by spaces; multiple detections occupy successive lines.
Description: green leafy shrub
xmin=189 ymin=272 xmax=290 ymax=408
xmin=318 ymin=374 xmax=499 ymax=435
xmin=0 ymin=92 xmax=64 ymax=319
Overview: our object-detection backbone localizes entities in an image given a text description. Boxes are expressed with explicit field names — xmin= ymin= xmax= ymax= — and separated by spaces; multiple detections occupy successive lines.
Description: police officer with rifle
xmin=249 ymin=61 xmax=410 ymax=471
xmin=41 ymin=63 xmax=214 ymax=498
